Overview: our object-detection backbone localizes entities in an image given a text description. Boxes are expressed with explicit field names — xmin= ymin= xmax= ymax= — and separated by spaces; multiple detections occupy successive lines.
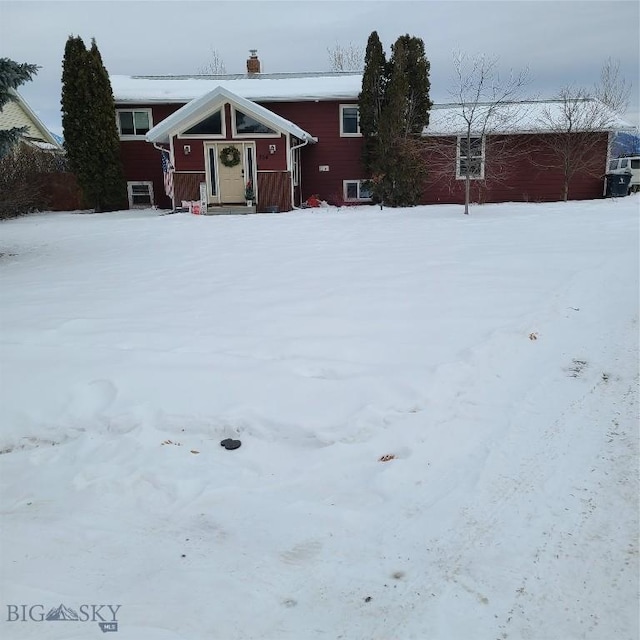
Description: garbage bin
xmin=605 ymin=171 xmax=632 ymax=197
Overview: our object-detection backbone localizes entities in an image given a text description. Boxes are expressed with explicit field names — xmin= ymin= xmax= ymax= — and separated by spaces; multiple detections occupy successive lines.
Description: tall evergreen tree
xmin=0 ymin=58 xmax=39 ymax=159
xmin=358 ymin=32 xmax=431 ymax=207
xmin=61 ymin=36 xmax=126 ymax=212
xmin=61 ymin=36 xmax=89 ymax=184
xmin=391 ymin=35 xmax=432 ymax=136
xmin=85 ymin=39 xmax=127 ymax=211
xmin=358 ymin=31 xmax=387 ymax=175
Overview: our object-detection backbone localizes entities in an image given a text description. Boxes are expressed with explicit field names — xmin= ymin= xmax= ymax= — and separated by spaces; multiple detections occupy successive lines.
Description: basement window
xmin=117 ymin=109 xmax=152 ymax=138
xmin=127 ymin=181 xmax=154 ymax=208
xmin=457 ymin=136 xmax=485 ymax=179
xmin=343 ymin=179 xmax=372 ymax=201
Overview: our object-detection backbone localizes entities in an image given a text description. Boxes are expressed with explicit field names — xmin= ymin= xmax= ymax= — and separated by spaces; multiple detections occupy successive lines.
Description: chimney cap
xmin=249 ymin=49 xmax=258 ymax=57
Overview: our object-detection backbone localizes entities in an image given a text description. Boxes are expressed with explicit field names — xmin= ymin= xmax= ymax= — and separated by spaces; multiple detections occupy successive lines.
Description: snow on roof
xmin=112 ymin=73 xmax=633 ymax=137
xmin=145 ymin=86 xmax=317 ymax=145
xmin=425 ymin=99 xmax=633 ymax=136
xmin=26 ymin=139 xmax=61 ymax=151
xmin=110 ymin=72 xmax=363 ymax=103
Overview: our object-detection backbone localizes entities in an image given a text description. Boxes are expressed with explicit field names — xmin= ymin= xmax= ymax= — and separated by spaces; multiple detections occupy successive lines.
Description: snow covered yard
xmin=0 ymin=198 xmax=638 ymax=640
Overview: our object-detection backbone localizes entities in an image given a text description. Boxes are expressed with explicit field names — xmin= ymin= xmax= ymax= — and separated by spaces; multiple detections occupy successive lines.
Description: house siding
xmin=117 ymin=95 xmax=612 ymax=211
xmin=118 ymin=103 xmax=183 ymax=209
xmin=422 ymin=133 xmax=609 ymax=204
xmin=174 ymin=172 xmax=206 ymax=203
xmin=257 ymin=171 xmax=291 ymax=212
xmin=0 ymin=100 xmax=45 ymax=140
xmin=264 ymin=101 xmax=364 ymax=204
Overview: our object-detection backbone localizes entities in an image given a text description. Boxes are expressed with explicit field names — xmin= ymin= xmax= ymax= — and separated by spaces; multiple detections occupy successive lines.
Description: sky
xmin=1 ymin=0 xmax=639 ymax=136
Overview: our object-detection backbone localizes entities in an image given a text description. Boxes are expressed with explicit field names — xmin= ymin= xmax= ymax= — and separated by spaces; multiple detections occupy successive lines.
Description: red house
xmin=111 ymin=51 xmax=629 ymax=212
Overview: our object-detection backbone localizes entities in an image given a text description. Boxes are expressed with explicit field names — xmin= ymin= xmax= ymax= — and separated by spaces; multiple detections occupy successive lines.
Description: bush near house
xmin=0 ymin=144 xmax=83 ymax=219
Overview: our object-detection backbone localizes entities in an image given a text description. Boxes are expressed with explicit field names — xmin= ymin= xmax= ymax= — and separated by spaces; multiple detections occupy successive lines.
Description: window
xmin=246 ymin=146 xmax=255 ymax=188
xmin=207 ymin=148 xmax=218 ymax=196
xmin=457 ymin=136 xmax=485 ymax=180
xmin=631 ymin=159 xmax=639 ymax=169
xmin=117 ymin=110 xmax=152 ymax=138
xmin=343 ymin=180 xmax=372 ymax=201
xmin=340 ymin=105 xmax=360 ymax=136
xmin=609 ymin=160 xmax=619 ymax=171
xmin=292 ymin=149 xmax=300 ymax=187
xmin=183 ymin=110 xmax=222 ymax=136
xmin=619 ymin=159 xmax=628 ymax=168
xmin=234 ymin=109 xmax=276 ymax=135
xmin=127 ymin=181 xmax=154 ymax=208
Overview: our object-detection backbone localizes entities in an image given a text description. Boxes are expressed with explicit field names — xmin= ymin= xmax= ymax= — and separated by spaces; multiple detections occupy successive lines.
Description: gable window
xmin=340 ymin=105 xmax=360 ymax=136
xmin=457 ymin=136 xmax=485 ymax=180
xmin=234 ymin=109 xmax=277 ymax=135
xmin=127 ymin=181 xmax=154 ymax=208
xmin=117 ymin=109 xmax=152 ymax=138
xmin=182 ymin=110 xmax=223 ymax=136
xmin=343 ymin=179 xmax=372 ymax=201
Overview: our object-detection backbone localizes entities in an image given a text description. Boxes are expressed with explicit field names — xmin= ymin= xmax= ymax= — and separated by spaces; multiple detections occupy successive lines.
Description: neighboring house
xmin=111 ymin=51 xmax=631 ymax=211
xmin=0 ymin=89 xmax=63 ymax=152
xmin=0 ymin=90 xmax=84 ymax=213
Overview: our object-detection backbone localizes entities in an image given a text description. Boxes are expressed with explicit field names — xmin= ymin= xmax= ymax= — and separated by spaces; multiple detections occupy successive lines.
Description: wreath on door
xmin=219 ymin=146 xmax=241 ymax=168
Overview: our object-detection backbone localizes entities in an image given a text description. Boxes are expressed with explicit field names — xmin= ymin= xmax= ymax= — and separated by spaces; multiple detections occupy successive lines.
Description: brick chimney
xmin=247 ymin=49 xmax=261 ymax=74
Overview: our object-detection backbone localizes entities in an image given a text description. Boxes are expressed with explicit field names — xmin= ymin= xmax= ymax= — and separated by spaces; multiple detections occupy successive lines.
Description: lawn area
xmin=1 ymin=197 xmax=638 ymax=639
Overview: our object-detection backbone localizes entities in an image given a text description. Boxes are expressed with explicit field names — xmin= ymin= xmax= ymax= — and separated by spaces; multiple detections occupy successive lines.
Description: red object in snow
xmin=307 ymin=194 xmax=320 ymax=207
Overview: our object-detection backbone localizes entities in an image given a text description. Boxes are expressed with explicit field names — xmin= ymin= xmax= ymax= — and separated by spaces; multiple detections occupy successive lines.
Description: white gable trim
xmin=146 ymin=86 xmax=316 ymax=145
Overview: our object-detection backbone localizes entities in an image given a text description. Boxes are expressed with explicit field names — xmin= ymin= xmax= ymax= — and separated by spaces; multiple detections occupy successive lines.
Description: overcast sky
xmin=1 ymin=0 xmax=639 ymax=135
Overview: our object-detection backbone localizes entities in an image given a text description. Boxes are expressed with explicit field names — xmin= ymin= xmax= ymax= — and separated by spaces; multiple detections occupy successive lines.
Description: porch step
xmin=201 ymin=204 xmax=256 ymax=215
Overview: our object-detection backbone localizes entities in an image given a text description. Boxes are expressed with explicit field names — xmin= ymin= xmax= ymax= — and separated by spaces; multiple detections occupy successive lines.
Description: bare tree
xmin=327 ymin=42 xmax=364 ymax=72
xmin=426 ymin=52 xmax=530 ymax=214
xmin=532 ymin=59 xmax=631 ymax=201
xmin=198 ymin=47 xmax=227 ymax=75
xmin=594 ymin=57 xmax=631 ymax=115
xmin=535 ymin=88 xmax=623 ymax=201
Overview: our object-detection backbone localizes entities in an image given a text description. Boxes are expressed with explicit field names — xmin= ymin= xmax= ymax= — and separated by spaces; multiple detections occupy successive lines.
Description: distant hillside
xmin=613 ymin=131 xmax=640 ymax=157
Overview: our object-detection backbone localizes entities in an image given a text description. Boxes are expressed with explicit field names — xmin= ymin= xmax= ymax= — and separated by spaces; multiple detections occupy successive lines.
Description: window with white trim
xmin=292 ymin=149 xmax=300 ymax=187
xmin=233 ymin=109 xmax=277 ymax=136
xmin=340 ymin=105 xmax=361 ymax=136
xmin=343 ymin=179 xmax=372 ymax=201
xmin=182 ymin=110 xmax=223 ymax=136
xmin=127 ymin=181 xmax=154 ymax=208
xmin=457 ymin=136 xmax=485 ymax=179
xmin=117 ymin=109 xmax=152 ymax=138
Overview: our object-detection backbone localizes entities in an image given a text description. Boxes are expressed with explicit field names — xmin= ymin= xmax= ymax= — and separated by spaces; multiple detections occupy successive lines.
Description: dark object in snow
xmin=220 ymin=438 xmax=241 ymax=450
xmin=364 ymin=596 xmax=372 ymax=603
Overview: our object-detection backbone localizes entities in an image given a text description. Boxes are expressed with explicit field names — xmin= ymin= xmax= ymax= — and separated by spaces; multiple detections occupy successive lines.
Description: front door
xmin=218 ymin=144 xmax=246 ymax=204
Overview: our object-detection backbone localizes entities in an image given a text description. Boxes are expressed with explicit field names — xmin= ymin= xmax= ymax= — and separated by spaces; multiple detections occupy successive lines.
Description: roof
xmin=425 ymin=99 xmax=633 ymax=136
xmin=110 ymin=72 xmax=363 ymax=103
xmin=145 ymin=86 xmax=317 ymax=145
xmin=0 ymin=89 xmax=63 ymax=150
xmin=112 ymin=73 xmax=633 ymax=138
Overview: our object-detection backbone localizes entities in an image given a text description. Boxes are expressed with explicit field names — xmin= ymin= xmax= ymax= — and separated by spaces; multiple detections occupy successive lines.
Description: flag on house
xmin=161 ymin=151 xmax=174 ymax=199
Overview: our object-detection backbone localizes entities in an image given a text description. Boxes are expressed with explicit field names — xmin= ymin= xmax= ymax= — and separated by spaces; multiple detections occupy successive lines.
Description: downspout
xmin=290 ymin=137 xmax=312 ymax=209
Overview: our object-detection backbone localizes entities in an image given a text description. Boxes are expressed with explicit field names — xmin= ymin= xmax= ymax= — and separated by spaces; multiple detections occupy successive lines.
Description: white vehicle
xmin=608 ymin=156 xmax=640 ymax=194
